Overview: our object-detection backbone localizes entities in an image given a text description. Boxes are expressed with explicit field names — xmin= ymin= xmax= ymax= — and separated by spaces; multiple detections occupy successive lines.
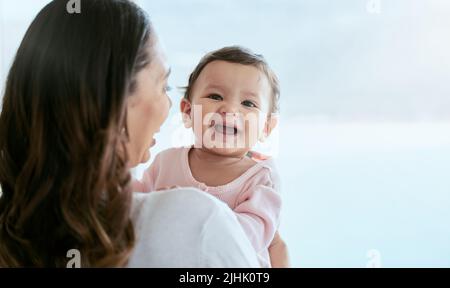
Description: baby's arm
xmin=233 ymin=174 xmax=282 ymax=256
xmin=269 ymin=231 xmax=290 ymax=268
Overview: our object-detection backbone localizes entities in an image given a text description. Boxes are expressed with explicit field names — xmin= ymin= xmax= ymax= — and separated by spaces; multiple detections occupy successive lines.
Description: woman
xmin=0 ymin=0 xmax=288 ymax=267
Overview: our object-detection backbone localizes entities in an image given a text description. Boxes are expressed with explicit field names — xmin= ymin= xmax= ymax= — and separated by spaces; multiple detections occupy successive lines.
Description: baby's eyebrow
xmin=242 ymin=91 xmax=260 ymax=98
xmin=204 ymin=84 xmax=225 ymax=91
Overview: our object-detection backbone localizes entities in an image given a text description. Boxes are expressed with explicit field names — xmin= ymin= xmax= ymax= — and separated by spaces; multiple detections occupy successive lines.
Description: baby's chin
xmin=201 ymin=145 xmax=250 ymax=158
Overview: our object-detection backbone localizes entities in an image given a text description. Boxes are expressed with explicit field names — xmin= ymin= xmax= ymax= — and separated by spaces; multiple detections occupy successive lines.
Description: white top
xmin=126 ymin=188 xmax=260 ymax=268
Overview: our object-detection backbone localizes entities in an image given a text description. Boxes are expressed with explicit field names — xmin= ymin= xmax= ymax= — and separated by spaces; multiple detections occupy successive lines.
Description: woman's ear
xmin=260 ymin=114 xmax=278 ymax=142
xmin=180 ymin=98 xmax=193 ymax=128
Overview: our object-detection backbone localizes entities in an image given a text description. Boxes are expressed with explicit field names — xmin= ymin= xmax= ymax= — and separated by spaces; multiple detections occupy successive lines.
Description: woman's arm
xmin=128 ymin=188 xmax=259 ymax=267
xmin=201 ymin=197 xmax=260 ymax=267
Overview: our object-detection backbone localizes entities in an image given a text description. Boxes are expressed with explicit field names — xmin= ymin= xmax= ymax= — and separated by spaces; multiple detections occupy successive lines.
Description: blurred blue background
xmin=1 ymin=0 xmax=449 ymax=267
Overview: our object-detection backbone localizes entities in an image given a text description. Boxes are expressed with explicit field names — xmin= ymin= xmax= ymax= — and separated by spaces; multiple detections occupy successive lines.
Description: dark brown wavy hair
xmin=0 ymin=0 xmax=153 ymax=267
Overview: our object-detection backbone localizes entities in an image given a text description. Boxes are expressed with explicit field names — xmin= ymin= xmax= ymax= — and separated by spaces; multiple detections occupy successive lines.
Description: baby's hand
xmin=269 ymin=231 xmax=290 ymax=268
xmin=247 ymin=151 xmax=269 ymax=161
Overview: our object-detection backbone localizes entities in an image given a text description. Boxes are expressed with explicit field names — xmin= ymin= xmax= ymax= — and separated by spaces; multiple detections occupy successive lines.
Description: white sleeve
xmin=199 ymin=197 xmax=261 ymax=268
xmin=127 ymin=188 xmax=259 ymax=268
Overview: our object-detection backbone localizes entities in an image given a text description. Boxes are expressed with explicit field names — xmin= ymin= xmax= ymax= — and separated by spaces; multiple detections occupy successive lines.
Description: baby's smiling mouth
xmin=214 ymin=124 xmax=238 ymax=135
xmin=210 ymin=120 xmax=240 ymax=136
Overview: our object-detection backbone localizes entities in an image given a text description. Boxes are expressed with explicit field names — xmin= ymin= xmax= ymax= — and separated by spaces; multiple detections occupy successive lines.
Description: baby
xmin=133 ymin=46 xmax=282 ymax=268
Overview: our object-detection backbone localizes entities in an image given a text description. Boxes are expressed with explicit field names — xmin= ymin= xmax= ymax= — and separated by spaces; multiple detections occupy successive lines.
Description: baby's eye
xmin=242 ymin=100 xmax=257 ymax=108
xmin=207 ymin=94 xmax=223 ymax=101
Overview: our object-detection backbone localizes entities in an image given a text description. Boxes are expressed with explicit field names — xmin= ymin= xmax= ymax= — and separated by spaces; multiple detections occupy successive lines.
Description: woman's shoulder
xmin=130 ymin=188 xmax=222 ymax=224
xmin=127 ymin=189 xmax=259 ymax=267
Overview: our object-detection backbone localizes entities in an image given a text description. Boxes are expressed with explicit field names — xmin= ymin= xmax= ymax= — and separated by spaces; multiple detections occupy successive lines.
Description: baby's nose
xmin=220 ymin=110 xmax=239 ymax=116
xmin=219 ymin=111 xmax=241 ymax=124
xmin=219 ymin=104 xmax=240 ymax=116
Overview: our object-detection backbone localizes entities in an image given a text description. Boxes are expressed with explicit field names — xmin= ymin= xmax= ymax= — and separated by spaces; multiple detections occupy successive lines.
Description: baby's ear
xmin=180 ymin=98 xmax=193 ymax=128
xmin=261 ymin=113 xmax=278 ymax=141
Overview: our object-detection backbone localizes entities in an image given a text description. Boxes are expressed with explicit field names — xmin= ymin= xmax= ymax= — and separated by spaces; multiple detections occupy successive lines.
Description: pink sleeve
xmin=233 ymin=173 xmax=282 ymax=253
xmin=131 ymin=155 xmax=161 ymax=193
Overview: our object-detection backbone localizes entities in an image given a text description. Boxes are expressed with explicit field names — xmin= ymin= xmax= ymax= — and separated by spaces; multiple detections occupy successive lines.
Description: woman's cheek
xmin=141 ymin=149 xmax=151 ymax=163
xmin=161 ymin=95 xmax=171 ymax=123
xmin=153 ymin=94 xmax=170 ymax=126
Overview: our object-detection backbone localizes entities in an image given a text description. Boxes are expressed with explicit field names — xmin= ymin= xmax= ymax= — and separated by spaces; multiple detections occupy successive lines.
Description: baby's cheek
xmin=248 ymin=111 xmax=265 ymax=132
xmin=241 ymin=118 xmax=259 ymax=148
xmin=190 ymin=106 xmax=209 ymax=140
xmin=199 ymin=105 xmax=220 ymax=126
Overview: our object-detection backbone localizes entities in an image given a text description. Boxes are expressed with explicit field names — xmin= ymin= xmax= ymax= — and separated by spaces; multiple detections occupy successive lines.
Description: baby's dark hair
xmin=184 ymin=46 xmax=280 ymax=113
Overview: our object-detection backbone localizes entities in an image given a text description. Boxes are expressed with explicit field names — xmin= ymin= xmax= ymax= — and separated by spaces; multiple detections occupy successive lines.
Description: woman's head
xmin=126 ymin=38 xmax=171 ymax=165
xmin=0 ymin=0 xmax=170 ymax=267
xmin=181 ymin=46 xmax=279 ymax=157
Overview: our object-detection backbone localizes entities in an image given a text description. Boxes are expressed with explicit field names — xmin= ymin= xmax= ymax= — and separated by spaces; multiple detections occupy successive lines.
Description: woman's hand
xmin=269 ymin=231 xmax=290 ymax=268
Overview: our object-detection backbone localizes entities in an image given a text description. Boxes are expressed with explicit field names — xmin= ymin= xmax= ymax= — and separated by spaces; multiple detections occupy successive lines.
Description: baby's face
xmin=184 ymin=60 xmax=272 ymax=157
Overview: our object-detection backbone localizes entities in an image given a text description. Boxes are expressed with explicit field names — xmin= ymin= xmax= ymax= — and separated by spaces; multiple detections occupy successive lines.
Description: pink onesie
xmin=132 ymin=147 xmax=282 ymax=268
